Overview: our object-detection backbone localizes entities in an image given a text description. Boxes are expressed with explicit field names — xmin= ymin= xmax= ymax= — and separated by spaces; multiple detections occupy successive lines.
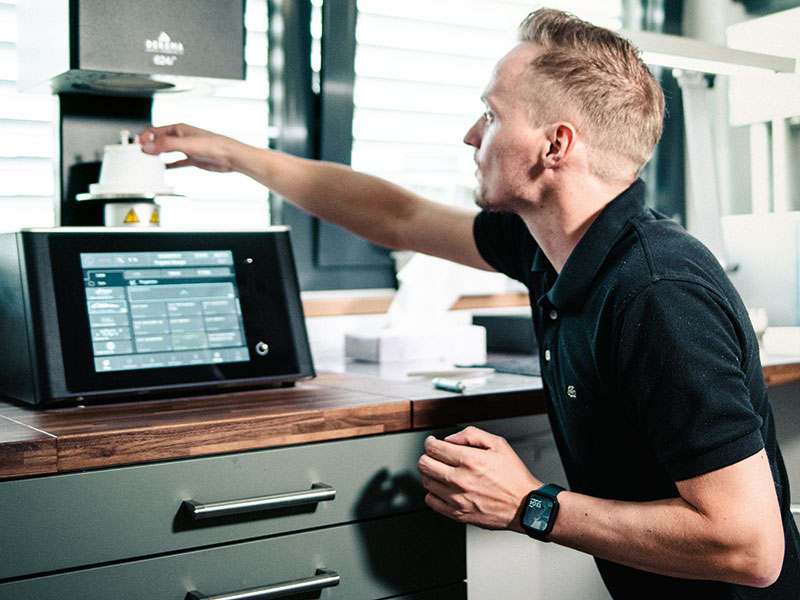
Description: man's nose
xmin=464 ymin=118 xmax=482 ymax=148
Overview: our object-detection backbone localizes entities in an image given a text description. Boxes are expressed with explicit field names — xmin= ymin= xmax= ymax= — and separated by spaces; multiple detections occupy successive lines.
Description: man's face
xmin=464 ymin=43 xmax=546 ymax=212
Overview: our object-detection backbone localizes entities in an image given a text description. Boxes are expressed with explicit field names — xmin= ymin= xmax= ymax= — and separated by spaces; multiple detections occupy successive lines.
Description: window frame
xmin=268 ymin=0 xmax=396 ymax=291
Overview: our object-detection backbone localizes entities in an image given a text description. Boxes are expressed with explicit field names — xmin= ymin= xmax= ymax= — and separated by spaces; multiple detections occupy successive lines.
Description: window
xmin=153 ymin=0 xmax=271 ymax=229
xmin=0 ymin=0 xmax=56 ymax=230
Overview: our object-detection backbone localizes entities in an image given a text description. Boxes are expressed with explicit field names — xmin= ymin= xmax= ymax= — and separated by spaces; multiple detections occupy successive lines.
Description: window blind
xmin=0 ymin=0 xmax=271 ymax=231
xmin=0 ymin=0 xmax=56 ymax=230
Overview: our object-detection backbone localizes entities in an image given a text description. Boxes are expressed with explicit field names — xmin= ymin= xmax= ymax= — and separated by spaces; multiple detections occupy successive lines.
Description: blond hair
xmin=518 ymin=8 xmax=665 ymax=181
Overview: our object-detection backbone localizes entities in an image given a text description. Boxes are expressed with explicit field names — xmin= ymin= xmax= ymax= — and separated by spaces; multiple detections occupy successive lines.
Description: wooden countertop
xmin=762 ymin=359 xmax=800 ymax=387
xmin=0 ymin=370 xmax=543 ymax=480
xmin=1 ymin=361 xmax=798 ymax=481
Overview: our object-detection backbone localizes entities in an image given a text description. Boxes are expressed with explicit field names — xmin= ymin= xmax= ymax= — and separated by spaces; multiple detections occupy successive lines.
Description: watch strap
xmin=536 ymin=483 xmax=565 ymax=498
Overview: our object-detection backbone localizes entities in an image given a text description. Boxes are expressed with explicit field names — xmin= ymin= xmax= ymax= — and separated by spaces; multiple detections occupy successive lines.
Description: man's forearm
xmin=233 ymin=144 xmax=424 ymax=251
xmin=142 ymin=123 xmax=489 ymax=269
xmin=420 ymin=431 xmax=783 ymax=588
xmin=230 ymin=143 xmax=489 ymax=269
xmin=551 ymin=485 xmax=782 ymax=587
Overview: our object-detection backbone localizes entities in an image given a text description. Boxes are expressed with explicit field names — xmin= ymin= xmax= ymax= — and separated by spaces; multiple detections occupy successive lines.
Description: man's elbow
xmin=742 ymin=543 xmax=784 ymax=588
xmin=726 ymin=528 xmax=784 ymax=588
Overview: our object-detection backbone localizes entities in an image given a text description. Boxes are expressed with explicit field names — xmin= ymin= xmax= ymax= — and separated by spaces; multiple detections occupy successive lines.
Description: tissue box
xmin=344 ymin=325 xmax=487 ymax=364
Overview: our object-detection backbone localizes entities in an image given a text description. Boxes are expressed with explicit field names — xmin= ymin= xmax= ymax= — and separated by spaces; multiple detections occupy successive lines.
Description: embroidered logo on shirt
xmin=566 ymin=385 xmax=577 ymax=399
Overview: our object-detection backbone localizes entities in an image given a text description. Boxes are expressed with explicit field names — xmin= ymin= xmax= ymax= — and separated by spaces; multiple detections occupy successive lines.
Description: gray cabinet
xmin=0 ymin=430 xmax=465 ymax=599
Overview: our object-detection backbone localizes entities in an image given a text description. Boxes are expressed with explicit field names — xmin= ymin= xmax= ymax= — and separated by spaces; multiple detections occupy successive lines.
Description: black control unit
xmin=0 ymin=228 xmax=314 ymax=406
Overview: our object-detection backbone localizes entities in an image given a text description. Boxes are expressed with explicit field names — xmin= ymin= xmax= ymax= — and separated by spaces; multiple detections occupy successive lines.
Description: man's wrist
xmin=520 ymin=483 xmax=566 ymax=541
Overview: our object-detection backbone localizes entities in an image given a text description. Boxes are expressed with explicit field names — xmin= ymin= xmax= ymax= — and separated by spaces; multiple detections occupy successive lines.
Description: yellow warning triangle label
xmin=149 ymin=208 xmax=160 ymax=224
xmin=123 ymin=208 xmax=140 ymax=224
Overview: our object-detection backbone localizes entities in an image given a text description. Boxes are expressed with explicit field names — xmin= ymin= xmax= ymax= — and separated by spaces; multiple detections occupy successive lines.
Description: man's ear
xmin=542 ymin=122 xmax=577 ymax=169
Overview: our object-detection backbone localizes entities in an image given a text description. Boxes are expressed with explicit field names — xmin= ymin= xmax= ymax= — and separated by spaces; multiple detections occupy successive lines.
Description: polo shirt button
xmin=544 ymin=349 xmax=551 ymax=361
xmin=549 ymin=309 xmax=558 ymax=320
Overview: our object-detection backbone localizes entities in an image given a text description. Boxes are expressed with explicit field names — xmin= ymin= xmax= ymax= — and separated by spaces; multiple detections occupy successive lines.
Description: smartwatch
xmin=520 ymin=483 xmax=565 ymax=542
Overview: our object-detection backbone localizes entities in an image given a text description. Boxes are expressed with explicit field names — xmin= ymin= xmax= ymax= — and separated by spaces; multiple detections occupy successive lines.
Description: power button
xmin=255 ymin=341 xmax=269 ymax=356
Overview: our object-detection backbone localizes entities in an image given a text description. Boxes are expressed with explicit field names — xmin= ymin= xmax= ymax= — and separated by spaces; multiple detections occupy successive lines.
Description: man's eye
xmin=484 ymin=110 xmax=494 ymax=122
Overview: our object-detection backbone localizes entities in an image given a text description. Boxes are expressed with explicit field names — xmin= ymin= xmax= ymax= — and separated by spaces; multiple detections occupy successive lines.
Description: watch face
xmin=525 ymin=494 xmax=555 ymax=532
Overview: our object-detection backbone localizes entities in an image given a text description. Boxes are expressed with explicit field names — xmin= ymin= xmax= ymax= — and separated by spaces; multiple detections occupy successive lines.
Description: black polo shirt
xmin=473 ymin=179 xmax=800 ymax=598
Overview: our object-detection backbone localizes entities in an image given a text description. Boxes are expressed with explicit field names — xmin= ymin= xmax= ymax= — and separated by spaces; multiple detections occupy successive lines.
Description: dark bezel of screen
xmin=49 ymin=231 xmax=313 ymax=396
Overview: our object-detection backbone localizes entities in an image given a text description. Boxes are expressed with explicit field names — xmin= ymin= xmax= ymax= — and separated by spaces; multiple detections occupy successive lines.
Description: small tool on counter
xmin=432 ymin=377 xmax=467 ymax=393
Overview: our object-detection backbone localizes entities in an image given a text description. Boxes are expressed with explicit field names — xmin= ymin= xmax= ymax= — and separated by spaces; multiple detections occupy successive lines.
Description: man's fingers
xmin=140 ymin=124 xmax=195 ymax=154
xmin=444 ymin=425 xmax=496 ymax=449
xmin=424 ymin=491 xmax=453 ymax=515
xmin=424 ymin=434 xmax=478 ymax=468
xmin=165 ymin=158 xmax=193 ymax=169
xmin=418 ymin=450 xmax=458 ymax=485
xmin=423 ymin=436 xmax=457 ymax=465
xmin=421 ymin=474 xmax=459 ymax=499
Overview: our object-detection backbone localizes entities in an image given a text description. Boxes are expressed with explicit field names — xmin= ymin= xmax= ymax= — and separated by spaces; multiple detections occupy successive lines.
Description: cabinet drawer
xmin=0 ymin=511 xmax=465 ymax=600
xmin=0 ymin=430 xmax=443 ymax=580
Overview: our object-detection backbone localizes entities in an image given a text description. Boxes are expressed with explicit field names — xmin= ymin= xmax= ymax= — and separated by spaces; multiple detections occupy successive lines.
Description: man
xmin=141 ymin=8 xmax=800 ymax=597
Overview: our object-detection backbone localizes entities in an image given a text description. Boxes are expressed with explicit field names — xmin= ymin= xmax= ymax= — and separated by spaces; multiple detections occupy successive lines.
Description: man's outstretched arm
xmin=141 ymin=123 xmax=493 ymax=272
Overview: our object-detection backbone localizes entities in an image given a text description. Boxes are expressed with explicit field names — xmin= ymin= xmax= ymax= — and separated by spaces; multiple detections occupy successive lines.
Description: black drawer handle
xmin=186 ymin=568 xmax=340 ymax=600
xmin=182 ymin=483 xmax=336 ymax=520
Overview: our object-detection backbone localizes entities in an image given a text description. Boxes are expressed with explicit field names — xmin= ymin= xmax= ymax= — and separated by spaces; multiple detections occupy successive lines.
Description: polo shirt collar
xmin=535 ymin=179 xmax=647 ymax=311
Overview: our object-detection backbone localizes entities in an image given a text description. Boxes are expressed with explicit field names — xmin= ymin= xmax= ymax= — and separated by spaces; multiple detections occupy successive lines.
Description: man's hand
xmin=417 ymin=426 xmax=540 ymax=531
xmin=140 ymin=123 xmax=245 ymax=173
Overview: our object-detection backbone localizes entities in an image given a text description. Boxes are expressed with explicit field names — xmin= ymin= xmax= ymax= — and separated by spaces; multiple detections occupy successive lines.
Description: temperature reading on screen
xmin=81 ymin=250 xmax=251 ymax=372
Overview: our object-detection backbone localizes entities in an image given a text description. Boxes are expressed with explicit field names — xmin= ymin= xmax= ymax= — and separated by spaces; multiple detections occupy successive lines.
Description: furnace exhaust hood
xmin=17 ymin=0 xmax=245 ymax=96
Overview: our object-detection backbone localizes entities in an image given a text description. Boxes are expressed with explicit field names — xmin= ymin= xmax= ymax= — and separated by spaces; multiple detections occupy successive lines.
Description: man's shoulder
xmin=598 ymin=212 xmax=732 ymax=311
xmin=623 ymin=212 xmax=724 ymax=281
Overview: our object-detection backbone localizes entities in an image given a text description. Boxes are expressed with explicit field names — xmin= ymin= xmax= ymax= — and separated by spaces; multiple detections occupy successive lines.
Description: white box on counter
xmin=762 ymin=327 xmax=800 ymax=356
xmin=344 ymin=325 xmax=487 ymax=364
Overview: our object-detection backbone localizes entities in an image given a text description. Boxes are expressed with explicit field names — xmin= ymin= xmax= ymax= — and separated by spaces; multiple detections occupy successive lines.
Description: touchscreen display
xmin=81 ymin=250 xmax=251 ymax=372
